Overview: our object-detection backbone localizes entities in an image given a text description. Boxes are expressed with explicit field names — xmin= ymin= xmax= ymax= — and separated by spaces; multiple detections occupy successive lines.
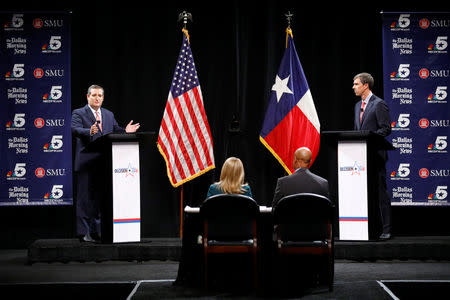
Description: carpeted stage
xmin=28 ymin=236 xmax=450 ymax=264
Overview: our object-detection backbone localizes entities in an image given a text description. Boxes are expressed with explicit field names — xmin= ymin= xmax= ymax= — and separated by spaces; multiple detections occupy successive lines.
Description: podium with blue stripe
xmin=322 ymin=131 xmax=394 ymax=241
xmin=84 ymin=133 xmax=153 ymax=243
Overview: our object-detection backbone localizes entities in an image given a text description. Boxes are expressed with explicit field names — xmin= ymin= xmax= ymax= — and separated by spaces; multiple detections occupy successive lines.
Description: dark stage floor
xmin=2 ymin=250 xmax=450 ymax=299
xmin=2 ymin=236 xmax=450 ymax=299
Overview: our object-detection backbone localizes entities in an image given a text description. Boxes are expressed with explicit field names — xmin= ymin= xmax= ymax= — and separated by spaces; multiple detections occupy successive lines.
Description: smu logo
xmin=35 ymin=168 xmax=67 ymax=177
xmin=419 ymin=18 xmax=430 ymax=29
xmin=419 ymin=168 xmax=429 ymax=178
xmin=33 ymin=18 xmax=64 ymax=29
xmin=418 ymin=168 xmax=449 ymax=179
xmin=420 ymin=18 xmax=450 ymax=29
xmin=34 ymin=118 xmax=65 ymax=128
xmin=419 ymin=118 xmax=450 ymax=128
xmin=419 ymin=118 xmax=429 ymax=128
xmin=33 ymin=67 xmax=64 ymax=79
xmin=419 ymin=68 xmax=450 ymax=79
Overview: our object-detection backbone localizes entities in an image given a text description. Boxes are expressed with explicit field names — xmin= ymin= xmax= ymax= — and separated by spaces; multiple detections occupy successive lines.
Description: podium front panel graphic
xmin=337 ymin=141 xmax=369 ymax=240
xmin=323 ymin=130 xmax=394 ymax=241
xmin=112 ymin=142 xmax=140 ymax=243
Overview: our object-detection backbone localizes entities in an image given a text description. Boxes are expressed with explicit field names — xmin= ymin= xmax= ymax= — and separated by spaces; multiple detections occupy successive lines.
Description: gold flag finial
xmin=285 ymin=11 xmax=294 ymax=48
xmin=178 ymin=11 xmax=192 ymax=43
xmin=285 ymin=11 xmax=293 ymax=29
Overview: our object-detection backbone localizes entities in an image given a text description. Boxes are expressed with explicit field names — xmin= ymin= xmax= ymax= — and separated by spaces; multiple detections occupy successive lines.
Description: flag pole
xmin=285 ymin=12 xmax=294 ymax=176
xmin=177 ymin=11 xmax=192 ymax=239
xmin=180 ymin=185 xmax=183 ymax=238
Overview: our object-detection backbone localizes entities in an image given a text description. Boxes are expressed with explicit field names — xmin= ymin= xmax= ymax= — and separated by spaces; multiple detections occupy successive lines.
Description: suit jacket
xmin=206 ymin=183 xmax=253 ymax=199
xmin=271 ymin=168 xmax=329 ymax=207
xmin=71 ymin=104 xmax=125 ymax=171
xmin=354 ymin=94 xmax=391 ymax=162
xmin=354 ymin=94 xmax=391 ymax=137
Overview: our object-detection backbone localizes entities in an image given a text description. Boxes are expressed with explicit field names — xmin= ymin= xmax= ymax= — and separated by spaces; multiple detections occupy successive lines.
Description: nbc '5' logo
xmin=397 ymin=14 xmax=410 ymax=28
xmin=397 ymin=64 xmax=410 ymax=78
xmin=434 ymin=36 xmax=448 ymax=51
xmin=434 ymin=186 xmax=448 ymax=200
xmin=51 ymin=185 xmax=64 ymax=199
xmin=434 ymin=136 xmax=447 ymax=150
xmin=397 ymin=163 xmax=410 ymax=177
xmin=13 ymin=163 xmax=26 ymax=177
xmin=394 ymin=114 xmax=410 ymax=128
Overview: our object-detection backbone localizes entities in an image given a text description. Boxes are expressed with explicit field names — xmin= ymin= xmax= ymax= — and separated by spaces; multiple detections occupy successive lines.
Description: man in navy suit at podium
xmin=353 ymin=73 xmax=392 ymax=240
xmin=71 ymin=84 xmax=140 ymax=242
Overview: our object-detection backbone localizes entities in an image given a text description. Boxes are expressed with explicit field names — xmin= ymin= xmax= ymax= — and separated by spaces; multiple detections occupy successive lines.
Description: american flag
xmin=260 ymin=29 xmax=320 ymax=174
xmin=157 ymin=30 xmax=215 ymax=187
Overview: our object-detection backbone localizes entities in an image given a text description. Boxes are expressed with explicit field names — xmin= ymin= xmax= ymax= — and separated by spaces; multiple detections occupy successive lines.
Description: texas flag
xmin=260 ymin=29 xmax=320 ymax=174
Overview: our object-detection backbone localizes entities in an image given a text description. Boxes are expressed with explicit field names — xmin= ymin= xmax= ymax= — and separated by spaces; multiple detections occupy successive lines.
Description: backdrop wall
xmin=1 ymin=1 xmax=448 ymax=248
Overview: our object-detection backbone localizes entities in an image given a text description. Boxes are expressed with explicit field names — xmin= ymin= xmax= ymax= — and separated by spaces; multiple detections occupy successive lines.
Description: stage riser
xmin=28 ymin=237 xmax=450 ymax=264
xmin=335 ymin=243 xmax=450 ymax=261
xmin=27 ymin=238 xmax=182 ymax=264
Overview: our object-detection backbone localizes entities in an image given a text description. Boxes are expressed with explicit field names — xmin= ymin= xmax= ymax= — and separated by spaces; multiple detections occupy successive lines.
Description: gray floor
xmin=1 ymin=249 xmax=450 ymax=299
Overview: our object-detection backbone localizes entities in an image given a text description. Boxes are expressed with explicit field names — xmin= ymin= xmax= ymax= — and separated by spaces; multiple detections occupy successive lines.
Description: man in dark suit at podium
xmin=271 ymin=147 xmax=329 ymax=208
xmin=71 ymin=84 xmax=140 ymax=242
xmin=352 ymin=72 xmax=392 ymax=240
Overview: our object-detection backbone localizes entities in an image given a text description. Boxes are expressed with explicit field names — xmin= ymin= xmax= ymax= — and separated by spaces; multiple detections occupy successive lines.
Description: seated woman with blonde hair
xmin=206 ymin=157 xmax=252 ymax=198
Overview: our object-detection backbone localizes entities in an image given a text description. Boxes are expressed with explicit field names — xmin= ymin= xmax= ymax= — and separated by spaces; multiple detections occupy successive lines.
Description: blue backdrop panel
xmin=382 ymin=12 xmax=450 ymax=206
xmin=0 ymin=12 xmax=72 ymax=206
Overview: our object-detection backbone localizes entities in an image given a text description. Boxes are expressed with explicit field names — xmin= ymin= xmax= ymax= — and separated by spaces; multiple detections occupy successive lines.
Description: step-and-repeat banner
xmin=0 ymin=12 xmax=72 ymax=206
xmin=383 ymin=12 xmax=450 ymax=206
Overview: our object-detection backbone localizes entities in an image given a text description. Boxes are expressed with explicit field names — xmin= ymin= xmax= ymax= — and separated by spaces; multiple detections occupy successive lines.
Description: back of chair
xmin=273 ymin=193 xmax=333 ymax=242
xmin=200 ymin=194 xmax=259 ymax=241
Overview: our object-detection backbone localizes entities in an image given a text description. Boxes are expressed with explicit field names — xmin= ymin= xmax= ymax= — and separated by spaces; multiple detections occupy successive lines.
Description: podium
xmin=83 ymin=132 xmax=153 ymax=243
xmin=322 ymin=131 xmax=394 ymax=241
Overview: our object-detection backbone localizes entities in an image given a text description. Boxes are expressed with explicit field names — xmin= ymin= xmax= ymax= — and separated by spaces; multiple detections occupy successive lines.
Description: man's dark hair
xmin=87 ymin=84 xmax=104 ymax=95
xmin=353 ymin=73 xmax=374 ymax=90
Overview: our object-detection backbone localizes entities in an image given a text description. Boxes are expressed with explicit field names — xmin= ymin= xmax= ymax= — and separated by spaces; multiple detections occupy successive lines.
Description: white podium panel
xmin=337 ymin=141 xmax=369 ymax=240
xmin=112 ymin=142 xmax=140 ymax=243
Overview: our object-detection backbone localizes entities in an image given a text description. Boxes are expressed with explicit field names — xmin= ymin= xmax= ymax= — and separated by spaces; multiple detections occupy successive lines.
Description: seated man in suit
xmin=71 ymin=84 xmax=140 ymax=242
xmin=271 ymin=147 xmax=328 ymax=208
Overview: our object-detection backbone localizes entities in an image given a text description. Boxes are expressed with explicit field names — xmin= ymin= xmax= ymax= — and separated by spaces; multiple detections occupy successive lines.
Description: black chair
xmin=200 ymin=194 xmax=259 ymax=289
xmin=272 ymin=192 xmax=334 ymax=291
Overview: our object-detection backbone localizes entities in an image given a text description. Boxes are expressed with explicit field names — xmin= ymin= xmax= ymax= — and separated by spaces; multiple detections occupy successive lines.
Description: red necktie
xmin=360 ymin=101 xmax=366 ymax=123
xmin=95 ymin=111 xmax=102 ymax=131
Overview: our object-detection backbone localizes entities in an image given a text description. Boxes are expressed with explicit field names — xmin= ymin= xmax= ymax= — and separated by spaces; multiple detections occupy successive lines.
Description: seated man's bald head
xmin=293 ymin=147 xmax=312 ymax=170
